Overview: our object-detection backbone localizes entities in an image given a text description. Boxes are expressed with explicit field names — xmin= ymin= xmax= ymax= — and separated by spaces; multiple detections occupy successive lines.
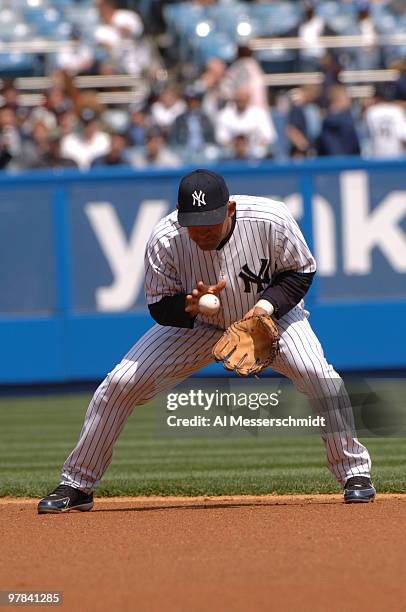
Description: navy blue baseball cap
xmin=177 ymin=169 xmax=230 ymax=227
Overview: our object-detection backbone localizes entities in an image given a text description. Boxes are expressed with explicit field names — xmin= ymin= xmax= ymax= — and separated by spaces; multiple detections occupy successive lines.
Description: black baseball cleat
xmin=38 ymin=484 xmax=94 ymax=514
xmin=344 ymin=476 xmax=376 ymax=504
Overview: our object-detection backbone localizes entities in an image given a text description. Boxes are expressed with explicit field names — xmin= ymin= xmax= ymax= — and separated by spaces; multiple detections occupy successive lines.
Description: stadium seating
xmin=0 ymin=0 xmax=401 ymax=83
xmin=0 ymin=0 xmax=402 ymax=77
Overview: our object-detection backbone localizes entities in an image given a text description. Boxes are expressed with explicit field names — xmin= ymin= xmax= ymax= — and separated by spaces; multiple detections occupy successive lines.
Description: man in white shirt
xmin=56 ymin=27 xmax=94 ymax=76
xmin=151 ymin=86 xmax=186 ymax=134
xmin=216 ymin=87 xmax=276 ymax=159
xmin=61 ymin=108 xmax=111 ymax=170
xmin=222 ymin=46 xmax=269 ymax=110
xmin=365 ymin=86 xmax=406 ymax=158
xmin=94 ymin=0 xmax=148 ymax=76
xmin=298 ymin=3 xmax=325 ymax=71
xmin=95 ymin=0 xmax=143 ymax=45
xmin=356 ymin=4 xmax=379 ymax=70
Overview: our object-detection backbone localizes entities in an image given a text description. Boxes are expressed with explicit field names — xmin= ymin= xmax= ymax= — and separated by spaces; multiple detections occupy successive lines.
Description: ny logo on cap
xmin=192 ymin=190 xmax=206 ymax=207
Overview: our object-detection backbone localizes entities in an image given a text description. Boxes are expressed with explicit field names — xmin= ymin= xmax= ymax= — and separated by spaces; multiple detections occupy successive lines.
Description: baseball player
xmin=38 ymin=169 xmax=375 ymax=513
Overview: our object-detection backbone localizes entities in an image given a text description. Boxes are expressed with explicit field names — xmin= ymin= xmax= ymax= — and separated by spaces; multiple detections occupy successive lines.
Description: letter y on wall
xmin=85 ymin=200 xmax=169 ymax=311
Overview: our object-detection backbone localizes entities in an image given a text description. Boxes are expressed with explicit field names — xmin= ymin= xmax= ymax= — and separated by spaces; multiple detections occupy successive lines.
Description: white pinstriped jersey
xmin=61 ymin=196 xmax=371 ymax=494
xmin=145 ymin=195 xmax=316 ymax=330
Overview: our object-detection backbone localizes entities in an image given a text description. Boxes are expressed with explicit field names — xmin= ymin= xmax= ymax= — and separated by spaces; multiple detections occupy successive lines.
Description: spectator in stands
xmin=18 ymin=120 xmax=51 ymax=168
xmin=318 ymin=51 xmax=342 ymax=109
xmin=102 ymin=105 xmax=130 ymax=136
xmin=92 ymin=132 xmax=130 ymax=166
xmin=393 ymin=59 xmax=406 ymax=102
xmin=25 ymin=101 xmax=58 ymax=142
xmin=198 ymin=58 xmax=227 ymax=117
xmin=130 ymin=126 xmax=180 ymax=168
xmin=364 ymin=84 xmax=406 ymax=158
xmin=95 ymin=0 xmax=143 ymax=43
xmin=29 ymin=128 xmax=78 ymax=169
xmin=216 ymin=86 xmax=277 ymax=159
xmin=356 ymin=2 xmax=380 ymax=70
xmin=58 ymin=108 xmax=78 ymax=137
xmin=169 ymin=85 xmax=215 ymax=151
xmin=114 ymin=31 xmax=153 ymax=78
xmin=60 ymin=107 xmax=111 ymax=170
xmin=0 ymin=99 xmax=16 ymax=169
xmin=150 ymin=85 xmax=186 ymax=134
xmin=49 ymin=70 xmax=81 ymax=110
xmin=1 ymin=80 xmax=19 ymax=112
xmin=286 ymin=85 xmax=321 ymax=158
xmin=298 ymin=1 xmax=326 ymax=72
xmin=221 ymin=45 xmax=268 ymax=110
xmin=222 ymin=133 xmax=253 ymax=161
xmin=0 ymin=143 xmax=12 ymax=170
xmin=45 ymin=87 xmax=73 ymax=119
xmin=128 ymin=105 xmax=150 ymax=147
xmin=0 ymin=106 xmax=22 ymax=159
xmin=317 ymin=85 xmax=361 ymax=156
xmin=37 ymin=76 xmax=80 ymax=141
xmin=94 ymin=0 xmax=152 ymax=77
xmin=56 ymin=27 xmax=95 ymax=77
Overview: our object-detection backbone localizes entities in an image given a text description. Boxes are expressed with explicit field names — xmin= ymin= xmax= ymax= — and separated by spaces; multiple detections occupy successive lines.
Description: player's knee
xmin=294 ymin=370 xmax=345 ymax=401
xmin=102 ymin=359 xmax=156 ymax=406
xmin=104 ymin=359 xmax=141 ymax=395
xmin=291 ymin=357 xmax=335 ymax=382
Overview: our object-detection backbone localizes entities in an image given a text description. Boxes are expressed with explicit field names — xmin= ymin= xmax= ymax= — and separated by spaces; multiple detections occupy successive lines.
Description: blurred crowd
xmin=0 ymin=0 xmax=405 ymax=171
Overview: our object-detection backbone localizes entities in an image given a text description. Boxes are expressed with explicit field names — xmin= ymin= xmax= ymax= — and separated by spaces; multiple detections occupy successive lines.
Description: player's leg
xmin=60 ymin=323 xmax=222 ymax=492
xmin=38 ymin=323 xmax=222 ymax=512
xmin=271 ymin=306 xmax=372 ymax=490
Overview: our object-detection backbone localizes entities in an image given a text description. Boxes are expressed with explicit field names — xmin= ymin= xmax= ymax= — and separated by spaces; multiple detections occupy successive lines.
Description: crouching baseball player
xmin=38 ymin=169 xmax=375 ymax=513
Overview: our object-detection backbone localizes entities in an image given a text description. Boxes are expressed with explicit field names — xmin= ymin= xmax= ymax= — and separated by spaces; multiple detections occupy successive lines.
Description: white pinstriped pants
xmin=61 ymin=306 xmax=371 ymax=492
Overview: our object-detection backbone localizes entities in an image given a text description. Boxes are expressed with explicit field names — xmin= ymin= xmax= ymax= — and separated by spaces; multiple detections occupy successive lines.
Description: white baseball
xmin=198 ymin=293 xmax=220 ymax=316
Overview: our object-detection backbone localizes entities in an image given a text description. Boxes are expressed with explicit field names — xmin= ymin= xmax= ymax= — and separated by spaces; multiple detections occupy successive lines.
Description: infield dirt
xmin=1 ymin=494 xmax=405 ymax=612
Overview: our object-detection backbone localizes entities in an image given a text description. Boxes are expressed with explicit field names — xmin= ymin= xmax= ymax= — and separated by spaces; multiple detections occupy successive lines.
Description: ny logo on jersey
xmin=192 ymin=190 xmax=206 ymax=207
xmin=239 ymin=259 xmax=271 ymax=293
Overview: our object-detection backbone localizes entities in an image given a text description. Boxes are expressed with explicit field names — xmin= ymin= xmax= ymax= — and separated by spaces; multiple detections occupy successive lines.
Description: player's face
xmin=186 ymin=202 xmax=235 ymax=251
xmin=187 ymin=222 xmax=226 ymax=251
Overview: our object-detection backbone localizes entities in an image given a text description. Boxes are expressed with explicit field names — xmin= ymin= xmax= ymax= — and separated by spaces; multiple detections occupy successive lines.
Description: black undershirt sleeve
xmin=148 ymin=293 xmax=196 ymax=328
xmin=260 ymin=271 xmax=315 ymax=319
xmin=149 ymin=272 xmax=315 ymax=327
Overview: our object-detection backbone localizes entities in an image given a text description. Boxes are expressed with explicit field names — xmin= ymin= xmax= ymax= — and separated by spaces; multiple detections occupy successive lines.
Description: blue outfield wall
xmin=0 ymin=157 xmax=405 ymax=383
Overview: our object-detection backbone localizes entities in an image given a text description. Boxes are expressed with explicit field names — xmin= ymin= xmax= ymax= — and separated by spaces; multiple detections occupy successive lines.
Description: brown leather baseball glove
xmin=212 ymin=314 xmax=279 ymax=376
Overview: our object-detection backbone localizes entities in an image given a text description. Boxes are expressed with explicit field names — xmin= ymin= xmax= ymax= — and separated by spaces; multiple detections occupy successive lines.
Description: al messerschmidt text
xmin=167 ymin=415 xmax=326 ymax=428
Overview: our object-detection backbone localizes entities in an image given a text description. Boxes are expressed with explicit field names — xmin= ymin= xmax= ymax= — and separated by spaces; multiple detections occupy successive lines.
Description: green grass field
xmin=0 ymin=391 xmax=405 ymax=497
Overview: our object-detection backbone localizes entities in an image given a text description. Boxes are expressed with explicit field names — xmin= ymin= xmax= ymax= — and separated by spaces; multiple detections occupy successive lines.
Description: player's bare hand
xmin=185 ymin=280 xmax=226 ymax=315
xmin=243 ymin=306 xmax=268 ymax=319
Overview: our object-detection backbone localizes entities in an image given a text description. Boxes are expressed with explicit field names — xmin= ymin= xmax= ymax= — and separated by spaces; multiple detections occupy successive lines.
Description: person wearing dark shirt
xmin=221 ymin=133 xmax=253 ymax=161
xmin=393 ymin=59 xmax=406 ymax=102
xmin=169 ymin=85 xmax=215 ymax=150
xmin=128 ymin=106 xmax=149 ymax=147
xmin=317 ymin=85 xmax=361 ymax=156
xmin=91 ymin=132 xmax=129 ymax=166
xmin=286 ymin=85 xmax=321 ymax=157
xmin=28 ymin=129 xmax=77 ymax=169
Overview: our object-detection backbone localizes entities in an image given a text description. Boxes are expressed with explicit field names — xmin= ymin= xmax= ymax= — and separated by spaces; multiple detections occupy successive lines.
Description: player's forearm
xmin=148 ymin=293 xmax=196 ymax=328
xmin=260 ymin=271 xmax=315 ymax=319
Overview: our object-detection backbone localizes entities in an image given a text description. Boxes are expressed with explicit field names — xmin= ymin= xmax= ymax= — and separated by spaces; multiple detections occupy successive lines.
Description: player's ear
xmin=227 ymin=201 xmax=236 ymax=217
xmin=176 ymin=203 xmax=180 ymax=210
